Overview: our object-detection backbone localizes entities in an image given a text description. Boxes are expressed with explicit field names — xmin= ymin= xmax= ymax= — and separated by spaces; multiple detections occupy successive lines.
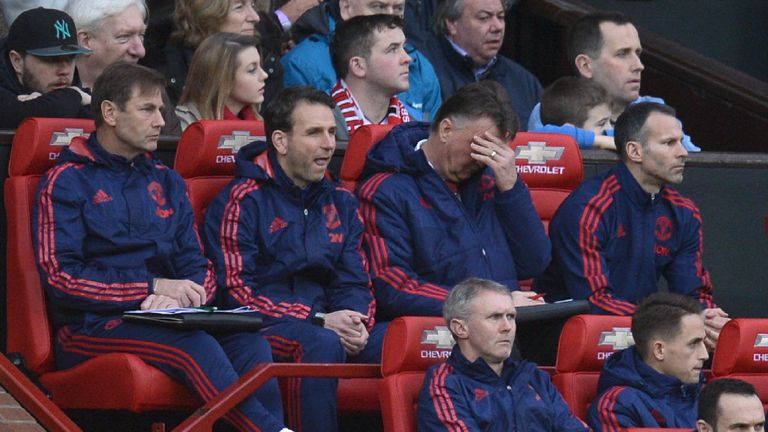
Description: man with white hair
xmin=66 ymin=0 xmax=147 ymax=90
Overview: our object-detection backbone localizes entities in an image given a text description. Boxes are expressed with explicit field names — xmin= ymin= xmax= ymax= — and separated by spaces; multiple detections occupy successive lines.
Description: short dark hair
xmin=431 ymin=81 xmax=518 ymax=138
xmin=540 ymin=76 xmax=609 ymax=127
xmin=631 ymin=292 xmax=701 ymax=360
xmin=699 ymin=379 xmax=761 ymax=427
xmin=263 ymin=86 xmax=336 ymax=145
xmin=567 ymin=12 xmax=632 ymax=65
xmin=91 ymin=62 xmax=167 ymax=127
xmin=613 ymin=102 xmax=676 ymax=160
xmin=331 ymin=14 xmax=404 ymax=79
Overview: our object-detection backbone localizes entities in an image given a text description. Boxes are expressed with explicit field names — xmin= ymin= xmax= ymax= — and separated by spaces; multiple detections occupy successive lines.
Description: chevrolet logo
xmin=515 ymin=141 xmax=564 ymax=165
xmin=754 ymin=334 xmax=768 ymax=348
xmin=49 ymin=128 xmax=89 ymax=146
xmin=598 ymin=327 xmax=634 ymax=350
xmin=421 ymin=326 xmax=455 ymax=349
xmin=218 ymin=131 xmax=264 ymax=153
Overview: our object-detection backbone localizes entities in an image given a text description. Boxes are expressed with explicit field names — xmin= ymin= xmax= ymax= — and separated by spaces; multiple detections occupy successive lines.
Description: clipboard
xmin=122 ymin=310 xmax=263 ymax=333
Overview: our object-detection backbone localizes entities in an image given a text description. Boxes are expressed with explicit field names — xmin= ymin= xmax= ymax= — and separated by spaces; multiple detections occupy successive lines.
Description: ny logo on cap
xmin=54 ymin=19 xmax=71 ymax=40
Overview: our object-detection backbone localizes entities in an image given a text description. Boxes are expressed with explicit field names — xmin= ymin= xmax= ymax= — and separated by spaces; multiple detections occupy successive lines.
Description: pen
xmin=530 ymin=293 xmax=546 ymax=301
xmin=197 ymin=306 xmax=217 ymax=312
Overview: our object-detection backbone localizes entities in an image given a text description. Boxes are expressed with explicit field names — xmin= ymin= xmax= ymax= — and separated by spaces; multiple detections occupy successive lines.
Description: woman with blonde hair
xmin=176 ymin=32 xmax=268 ymax=130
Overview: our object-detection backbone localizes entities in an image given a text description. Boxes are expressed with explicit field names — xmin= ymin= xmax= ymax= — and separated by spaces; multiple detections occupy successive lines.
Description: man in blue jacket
xmin=418 ymin=277 xmax=589 ymax=431
xmin=281 ymin=0 xmax=442 ymax=121
xmin=204 ymin=86 xmax=383 ymax=432
xmin=34 ymin=62 xmax=287 ymax=432
xmin=357 ymin=81 xmax=550 ymax=321
xmin=537 ymin=101 xmax=728 ymax=349
xmin=588 ymin=293 xmax=709 ymax=431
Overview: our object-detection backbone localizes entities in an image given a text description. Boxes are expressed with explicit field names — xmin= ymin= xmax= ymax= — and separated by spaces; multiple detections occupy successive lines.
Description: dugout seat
xmin=379 ymin=316 xmax=452 ymax=432
xmin=509 ymin=132 xmax=583 ymax=233
xmin=552 ymin=314 xmax=633 ymax=421
xmin=339 ymin=124 xmax=396 ymax=191
xmin=174 ymin=120 xmax=382 ymax=415
xmin=711 ymin=318 xmax=768 ymax=411
xmin=4 ymin=117 xmax=199 ymax=411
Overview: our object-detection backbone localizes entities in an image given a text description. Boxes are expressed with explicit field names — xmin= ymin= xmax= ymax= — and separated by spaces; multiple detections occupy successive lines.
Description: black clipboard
xmin=122 ymin=311 xmax=263 ymax=333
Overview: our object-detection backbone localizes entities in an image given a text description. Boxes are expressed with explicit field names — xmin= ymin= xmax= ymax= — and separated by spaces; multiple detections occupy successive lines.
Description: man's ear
xmin=101 ymin=100 xmax=119 ymax=127
xmin=444 ymin=19 xmax=458 ymax=37
xmin=77 ymin=30 xmax=91 ymax=49
xmin=437 ymin=117 xmax=453 ymax=143
xmin=575 ymin=53 xmax=593 ymax=79
xmin=449 ymin=318 xmax=468 ymax=340
xmin=272 ymin=130 xmax=289 ymax=155
xmin=652 ymin=340 xmax=665 ymax=361
xmin=8 ymin=50 xmax=24 ymax=74
xmin=348 ymin=56 xmax=367 ymax=79
xmin=695 ymin=419 xmax=713 ymax=432
xmin=339 ymin=0 xmax=352 ymax=21
xmin=625 ymin=140 xmax=643 ymax=163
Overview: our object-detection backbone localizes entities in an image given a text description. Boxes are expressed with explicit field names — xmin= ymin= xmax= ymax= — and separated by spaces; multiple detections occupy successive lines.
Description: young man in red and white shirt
xmin=329 ymin=14 xmax=411 ymax=136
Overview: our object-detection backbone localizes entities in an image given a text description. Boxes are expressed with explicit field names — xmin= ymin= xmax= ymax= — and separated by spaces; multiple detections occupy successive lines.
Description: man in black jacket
xmin=0 ymin=7 xmax=91 ymax=129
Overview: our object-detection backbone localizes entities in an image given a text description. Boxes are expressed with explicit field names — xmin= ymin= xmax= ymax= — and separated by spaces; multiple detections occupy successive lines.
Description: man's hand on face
xmin=469 ymin=131 xmax=517 ymax=192
xmin=153 ymin=278 xmax=207 ymax=307
xmin=140 ymin=294 xmax=182 ymax=310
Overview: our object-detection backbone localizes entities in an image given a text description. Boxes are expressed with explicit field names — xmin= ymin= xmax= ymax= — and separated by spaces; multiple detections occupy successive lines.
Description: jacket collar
xmin=61 ymin=133 xmax=156 ymax=171
xmin=448 ymin=344 xmax=521 ymax=385
xmin=616 ymin=162 xmax=665 ymax=209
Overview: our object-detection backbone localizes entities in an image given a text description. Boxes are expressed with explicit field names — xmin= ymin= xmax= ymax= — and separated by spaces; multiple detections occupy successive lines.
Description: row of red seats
xmin=5 ymin=118 xmax=766 ymax=431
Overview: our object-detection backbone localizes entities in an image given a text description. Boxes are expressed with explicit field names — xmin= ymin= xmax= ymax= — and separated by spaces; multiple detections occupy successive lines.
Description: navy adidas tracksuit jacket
xmin=418 ymin=345 xmax=589 ymax=431
xmin=588 ymin=346 xmax=701 ymax=431
xmin=356 ymin=122 xmax=550 ymax=320
xmin=538 ymin=162 xmax=716 ymax=314
xmin=34 ymin=134 xmax=284 ymax=432
xmin=203 ymin=141 xmax=379 ymax=432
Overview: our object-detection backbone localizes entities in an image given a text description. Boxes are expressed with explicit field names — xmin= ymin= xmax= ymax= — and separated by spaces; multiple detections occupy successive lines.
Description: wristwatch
xmin=312 ymin=312 xmax=326 ymax=326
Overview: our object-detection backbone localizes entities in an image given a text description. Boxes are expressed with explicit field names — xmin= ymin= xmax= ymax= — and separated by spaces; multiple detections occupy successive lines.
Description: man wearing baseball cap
xmin=1 ymin=7 xmax=92 ymax=129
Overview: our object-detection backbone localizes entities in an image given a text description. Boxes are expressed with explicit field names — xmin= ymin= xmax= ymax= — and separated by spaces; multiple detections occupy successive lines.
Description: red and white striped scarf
xmin=331 ymin=80 xmax=411 ymax=134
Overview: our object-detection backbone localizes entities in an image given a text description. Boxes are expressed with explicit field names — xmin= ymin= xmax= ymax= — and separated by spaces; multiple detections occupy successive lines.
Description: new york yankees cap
xmin=7 ymin=7 xmax=91 ymax=56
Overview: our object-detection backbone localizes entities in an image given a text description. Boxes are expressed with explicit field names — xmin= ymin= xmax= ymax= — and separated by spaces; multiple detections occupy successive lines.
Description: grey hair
xmin=433 ymin=0 xmax=508 ymax=35
xmin=66 ymin=0 xmax=148 ymax=33
xmin=443 ymin=278 xmax=512 ymax=325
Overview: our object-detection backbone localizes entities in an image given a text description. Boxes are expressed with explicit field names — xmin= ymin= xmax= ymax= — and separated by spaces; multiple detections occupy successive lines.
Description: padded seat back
xmin=339 ymin=124 xmax=396 ymax=191
xmin=553 ymin=314 xmax=633 ymax=421
xmin=711 ymin=318 xmax=768 ymax=411
xmin=380 ymin=316 xmax=452 ymax=432
xmin=6 ymin=118 xmax=95 ymax=375
xmin=174 ymin=120 xmax=266 ymax=179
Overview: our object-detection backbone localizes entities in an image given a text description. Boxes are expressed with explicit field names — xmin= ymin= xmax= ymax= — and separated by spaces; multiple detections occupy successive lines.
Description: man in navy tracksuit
xmin=357 ymin=81 xmax=550 ymax=321
xmin=418 ymin=278 xmax=588 ymax=431
xmin=204 ymin=86 xmax=382 ymax=432
xmin=538 ymin=102 xmax=728 ymax=349
xmin=33 ymin=63 xmax=286 ymax=432
xmin=588 ymin=293 xmax=708 ymax=431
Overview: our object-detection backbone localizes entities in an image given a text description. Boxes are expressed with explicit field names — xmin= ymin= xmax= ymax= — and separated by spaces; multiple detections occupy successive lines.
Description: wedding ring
xmin=490 ymin=150 xmax=497 ymax=158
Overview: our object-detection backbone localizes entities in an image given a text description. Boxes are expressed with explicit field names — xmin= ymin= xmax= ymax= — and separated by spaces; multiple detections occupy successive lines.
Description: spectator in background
xmin=34 ymin=61 xmax=288 ymax=432
xmin=357 ymin=81 xmax=549 ymax=322
xmin=329 ymin=14 xmax=411 ymax=138
xmin=204 ymin=86 xmax=385 ymax=432
xmin=66 ymin=0 xmax=147 ymax=90
xmin=143 ymin=0 xmax=284 ymax=109
xmin=281 ymin=0 xmax=442 ymax=121
xmin=0 ymin=7 xmax=91 ymax=129
xmin=588 ymin=293 xmax=708 ymax=431
xmin=538 ymin=102 xmax=728 ymax=348
xmin=697 ymin=378 xmax=765 ymax=432
xmin=535 ymin=76 xmax=616 ymax=150
xmin=414 ymin=0 xmax=542 ymax=128
xmin=418 ymin=278 xmax=589 ymax=431
xmin=67 ymin=0 xmax=180 ymax=135
xmin=175 ymin=33 xmax=267 ymax=130
xmin=528 ymin=12 xmax=701 ymax=151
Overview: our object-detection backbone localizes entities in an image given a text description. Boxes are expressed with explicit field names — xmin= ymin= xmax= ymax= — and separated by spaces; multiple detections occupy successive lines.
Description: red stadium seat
xmin=379 ymin=316 xmax=452 ymax=432
xmin=4 ymin=117 xmax=199 ymax=412
xmin=509 ymin=132 xmax=583 ymax=233
xmin=339 ymin=124 xmax=396 ymax=191
xmin=711 ymin=318 xmax=768 ymax=411
xmin=552 ymin=314 xmax=633 ymax=421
